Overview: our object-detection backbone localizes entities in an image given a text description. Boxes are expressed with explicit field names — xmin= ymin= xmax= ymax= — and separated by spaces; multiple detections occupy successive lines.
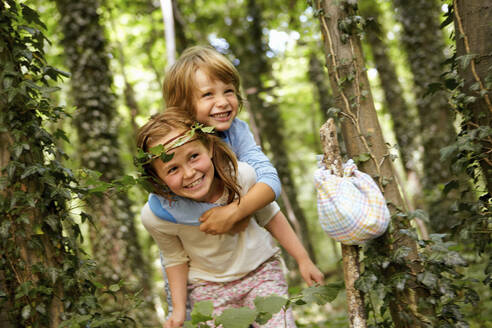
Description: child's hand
xmin=199 ymin=202 xmax=242 ymax=234
xmin=164 ymin=311 xmax=185 ymax=328
xmin=298 ymin=259 xmax=324 ymax=286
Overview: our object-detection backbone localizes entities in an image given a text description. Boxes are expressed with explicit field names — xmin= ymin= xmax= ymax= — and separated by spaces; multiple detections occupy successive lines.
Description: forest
xmin=1 ymin=0 xmax=491 ymax=327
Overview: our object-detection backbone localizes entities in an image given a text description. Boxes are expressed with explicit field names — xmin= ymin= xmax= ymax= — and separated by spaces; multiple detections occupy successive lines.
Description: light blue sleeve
xmin=225 ymin=118 xmax=281 ymax=199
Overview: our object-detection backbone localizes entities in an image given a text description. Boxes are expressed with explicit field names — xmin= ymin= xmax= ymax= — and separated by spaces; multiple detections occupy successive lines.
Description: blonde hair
xmin=162 ymin=45 xmax=244 ymax=118
xmin=136 ymin=108 xmax=241 ymax=203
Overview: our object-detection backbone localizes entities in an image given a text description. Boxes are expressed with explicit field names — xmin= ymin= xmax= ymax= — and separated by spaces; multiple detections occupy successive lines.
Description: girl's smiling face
xmin=150 ymin=131 xmax=222 ymax=203
xmin=193 ymin=69 xmax=238 ymax=131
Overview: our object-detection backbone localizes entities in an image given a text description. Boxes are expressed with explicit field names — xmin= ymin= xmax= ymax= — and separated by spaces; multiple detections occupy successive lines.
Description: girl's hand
xmin=164 ymin=311 xmax=186 ymax=328
xmin=298 ymin=259 xmax=324 ymax=286
xmin=199 ymin=202 xmax=243 ymax=234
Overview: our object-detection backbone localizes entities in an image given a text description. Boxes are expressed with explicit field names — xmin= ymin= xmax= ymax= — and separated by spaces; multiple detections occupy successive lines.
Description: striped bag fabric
xmin=314 ymin=159 xmax=390 ymax=245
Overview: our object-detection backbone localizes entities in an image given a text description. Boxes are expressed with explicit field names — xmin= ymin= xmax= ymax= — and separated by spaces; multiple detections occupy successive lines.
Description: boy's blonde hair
xmin=136 ymin=108 xmax=241 ymax=203
xmin=163 ymin=45 xmax=244 ymax=118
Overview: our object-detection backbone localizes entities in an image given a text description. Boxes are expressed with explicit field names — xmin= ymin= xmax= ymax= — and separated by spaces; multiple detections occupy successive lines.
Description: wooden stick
xmin=320 ymin=119 xmax=367 ymax=328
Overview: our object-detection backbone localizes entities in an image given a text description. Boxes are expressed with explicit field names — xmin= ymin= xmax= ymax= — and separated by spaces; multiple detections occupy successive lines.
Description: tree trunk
xmin=392 ymin=0 xmax=461 ymax=232
xmin=454 ymin=0 xmax=492 ymax=193
xmin=236 ymin=0 xmax=318 ymax=267
xmin=315 ymin=1 xmax=430 ymax=326
xmin=320 ymin=120 xmax=367 ymax=328
xmin=360 ymin=1 xmax=418 ymax=175
xmin=308 ymin=51 xmax=335 ymax=124
xmin=55 ymin=0 xmax=159 ymax=325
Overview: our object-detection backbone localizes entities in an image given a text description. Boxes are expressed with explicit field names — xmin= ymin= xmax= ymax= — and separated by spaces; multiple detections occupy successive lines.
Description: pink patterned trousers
xmin=188 ymin=256 xmax=296 ymax=327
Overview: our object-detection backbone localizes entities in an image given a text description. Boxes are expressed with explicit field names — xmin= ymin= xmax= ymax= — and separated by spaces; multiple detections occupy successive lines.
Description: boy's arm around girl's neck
xmin=199 ymin=182 xmax=275 ymax=235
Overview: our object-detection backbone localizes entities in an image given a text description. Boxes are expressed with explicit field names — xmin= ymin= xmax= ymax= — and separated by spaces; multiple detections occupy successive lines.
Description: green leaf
xmin=215 ymin=307 xmax=257 ymax=328
xmin=21 ymin=4 xmax=47 ymax=29
xmin=183 ymin=322 xmax=196 ymax=328
xmin=417 ymin=271 xmax=438 ymax=288
xmin=201 ymin=126 xmax=215 ymax=133
xmin=108 ymin=284 xmax=120 ymax=292
xmin=160 ymin=152 xmax=175 ymax=163
xmin=254 ymin=294 xmax=287 ymax=315
xmin=353 ymin=152 xmax=371 ymax=164
xmin=355 ymin=273 xmax=378 ymax=293
xmin=457 ymin=54 xmax=478 ymax=70
xmin=190 ymin=300 xmax=213 ymax=324
xmin=149 ymin=144 xmax=164 ymax=156
xmin=301 ymin=283 xmax=343 ymax=305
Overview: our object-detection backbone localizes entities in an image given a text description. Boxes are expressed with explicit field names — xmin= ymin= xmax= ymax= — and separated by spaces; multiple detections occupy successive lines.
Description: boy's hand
xmin=199 ymin=202 xmax=243 ymax=234
xmin=164 ymin=311 xmax=185 ymax=328
xmin=298 ymin=259 xmax=324 ymax=286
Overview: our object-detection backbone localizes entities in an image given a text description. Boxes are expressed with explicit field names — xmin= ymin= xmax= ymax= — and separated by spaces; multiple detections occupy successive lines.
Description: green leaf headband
xmin=135 ymin=122 xmax=215 ymax=168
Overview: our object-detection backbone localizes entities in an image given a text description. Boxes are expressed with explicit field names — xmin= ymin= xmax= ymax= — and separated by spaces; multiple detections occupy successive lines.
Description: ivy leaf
xmin=353 ymin=152 xmax=371 ymax=164
xmin=355 ymin=273 xmax=378 ymax=293
xmin=148 ymin=144 xmax=164 ymax=156
xmin=417 ymin=271 xmax=438 ymax=288
xmin=443 ymin=251 xmax=467 ymax=267
xmin=190 ymin=300 xmax=213 ymax=324
xmin=201 ymin=126 xmax=215 ymax=133
xmin=457 ymin=54 xmax=478 ymax=70
xmin=160 ymin=152 xmax=174 ymax=163
xmin=440 ymin=144 xmax=458 ymax=162
xmin=21 ymin=4 xmax=47 ymax=29
xmin=215 ymin=307 xmax=257 ymax=328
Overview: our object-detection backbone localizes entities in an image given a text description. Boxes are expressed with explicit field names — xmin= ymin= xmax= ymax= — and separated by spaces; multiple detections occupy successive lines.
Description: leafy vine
xmin=0 ymin=1 xmax=137 ymax=326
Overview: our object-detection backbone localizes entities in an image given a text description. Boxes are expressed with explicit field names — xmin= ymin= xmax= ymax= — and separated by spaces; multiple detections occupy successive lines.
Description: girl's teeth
xmin=186 ymin=177 xmax=202 ymax=188
xmin=213 ymin=112 xmax=229 ymax=118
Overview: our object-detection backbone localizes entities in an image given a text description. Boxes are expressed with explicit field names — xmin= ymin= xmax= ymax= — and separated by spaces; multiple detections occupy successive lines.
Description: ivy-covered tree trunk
xmin=454 ymin=0 xmax=492 ymax=193
xmin=1 ymin=3 xmax=105 ymax=326
xmin=392 ymin=0 xmax=461 ymax=232
xmin=314 ymin=1 xmax=431 ymax=327
xmin=55 ymin=0 xmax=159 ymax=325
xmin=235 ymin=0 xmax=318 ymax=266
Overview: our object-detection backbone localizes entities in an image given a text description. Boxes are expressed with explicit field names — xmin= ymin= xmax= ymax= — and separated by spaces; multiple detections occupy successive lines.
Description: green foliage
xmin=0 ymin=2 xmax=138 ymax=326
xmin=184 ymin=284 xmax=343 ymax=328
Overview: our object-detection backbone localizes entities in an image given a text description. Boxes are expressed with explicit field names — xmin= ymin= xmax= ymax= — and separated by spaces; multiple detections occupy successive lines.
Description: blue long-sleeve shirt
xmin=147 ymin=118 xmax=281 ymax=224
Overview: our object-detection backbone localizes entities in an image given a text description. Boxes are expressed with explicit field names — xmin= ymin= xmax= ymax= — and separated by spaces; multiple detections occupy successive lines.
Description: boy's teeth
xmin=213 ymin=112 xmax=229 ymax=118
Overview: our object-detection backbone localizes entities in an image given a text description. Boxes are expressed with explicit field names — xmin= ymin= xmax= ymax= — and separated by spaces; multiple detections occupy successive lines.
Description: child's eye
xmin=225 ymin=89 xmax=235 ymax=94
xmin=202 ymin=92 xmax=212 ymax=98
xmin=167 ymin=166 xmax=178 ymax=174
xmin=190 ymin=153 xmax=200 ymax=160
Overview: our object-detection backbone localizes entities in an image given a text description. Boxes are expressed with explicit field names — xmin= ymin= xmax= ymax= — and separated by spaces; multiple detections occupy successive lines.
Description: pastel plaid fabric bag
xmin=314 ymin=159 xmax=390 ymax=245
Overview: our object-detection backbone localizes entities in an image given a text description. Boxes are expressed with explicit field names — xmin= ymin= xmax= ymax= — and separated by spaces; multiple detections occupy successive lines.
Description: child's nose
xmin=183 ymin=165 xmax=195 ymax=178
xmin=216 ymin=95 xmax=228 ymax=107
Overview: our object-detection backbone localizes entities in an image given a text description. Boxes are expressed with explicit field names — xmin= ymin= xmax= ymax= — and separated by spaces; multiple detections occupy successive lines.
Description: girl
xmin=137 ymin=110 xmax=323 ymax=328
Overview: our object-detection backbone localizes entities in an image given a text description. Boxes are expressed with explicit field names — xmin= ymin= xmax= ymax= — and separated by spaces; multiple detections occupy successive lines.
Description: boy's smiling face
xmin=193 ymin=69 xmax=238 ymax=131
